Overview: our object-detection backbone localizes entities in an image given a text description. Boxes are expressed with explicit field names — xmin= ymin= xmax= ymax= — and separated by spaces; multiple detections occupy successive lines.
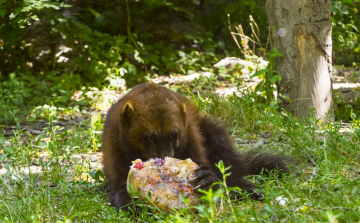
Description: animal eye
xmin=171 ymin=130 xmax=179 ymax=139
xmin=143 ymin=134 xmax=154 ymax=142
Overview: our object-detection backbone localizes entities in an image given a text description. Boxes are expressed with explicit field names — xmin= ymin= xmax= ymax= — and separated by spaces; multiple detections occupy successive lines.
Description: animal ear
xmin=180 ymin=103 xmax=186 ymax=116
xmin=121 ymin=102 xmax=134 ymax=118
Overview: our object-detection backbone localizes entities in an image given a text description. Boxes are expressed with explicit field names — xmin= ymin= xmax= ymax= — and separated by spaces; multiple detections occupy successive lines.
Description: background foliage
xmin=332 ymin=0 xmax=360 ymax=66
xmin=0 ymin=0 xmax=274 ymax=80
xmin=1 ymin=1 xmax=360 ymax=222
xmin=0 ymin=0 xmax=359 ymax=122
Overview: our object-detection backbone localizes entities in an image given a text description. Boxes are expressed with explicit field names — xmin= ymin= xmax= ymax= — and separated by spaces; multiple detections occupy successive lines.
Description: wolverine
xmin=101 ymin=83 xmax=289 ymax=210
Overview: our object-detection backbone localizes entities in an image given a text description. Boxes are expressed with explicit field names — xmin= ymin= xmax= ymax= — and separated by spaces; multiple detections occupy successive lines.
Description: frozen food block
xmin=127 ymin=157 xmax=201 ymax=213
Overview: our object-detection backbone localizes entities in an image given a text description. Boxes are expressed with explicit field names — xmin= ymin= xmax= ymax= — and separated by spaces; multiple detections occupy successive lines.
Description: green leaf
xmin=178 ymin=51 xmax=186 ymax=58
xmin=0 ymin=154 xmax=7 ymax=162
xmin=148 ymin=53 xmax=160 ymax=63
xmin=4 ymin=147 xmax=12 ymax=153
xmin=225 ymin=3 xmax=238 ymax=14
xmin=39 ymin=158 xmax=46 ymax=168
xmin=270 ymin=74 xmax=282 ymax=83
xmin=123 ymin=44 xmax=134 ymax=54
xmin=143 ymin=58 xmax=150 ymax=65
xmin=3 ymin=163 xmax=10 ymax=170
xmin=165 ymin=3 xmax=192 ymax=16
xmin=347 ymin=24 xmax=358 ymax=32
xmin=0 ymin=9 xmax=7 ymax=18
xmin=345 ymin=104 xmax=353 ymax=109
xmin=341 ymin=0 xmax=353 ymax=4
xmin=88 ymin=170 xmax=104 ymax=182
xmin=280 ymin=111 xmax=288 ymax=117
xmin=37 ymin=142 xmax=47 ymax=149
xmin=95 ymin=170 xmax=103 ymax=180
xmin=35 ymin=131 xmax=45 ymax=145
xmin=251 ymin=68 xmax=269 ymax=78
xmin=161 ymin=55 xmax=169 ymax=63
xmin=9 ymin=73 xmax=16 ymax=80
xmin=339 ymin=6 xmax=349 ymax=15
xmin=145 ymin=45 xmax=154 ymax=51
xmin=271 ymin=47 xmax=283 ymax=57
xmin=91 ymin=113 xmax=101 ymax=128
xmin=264 ymin=205 xmax=275 ymax=213
xmin=88 ymin=8 xmax=100 ymax=18
xmin=88 ymin=171 xmax=96 ymax=179
xmin=254 ymin=81 xmax=265 ymax=93
xmin=134 ymin=50 xmax=144 ymax=64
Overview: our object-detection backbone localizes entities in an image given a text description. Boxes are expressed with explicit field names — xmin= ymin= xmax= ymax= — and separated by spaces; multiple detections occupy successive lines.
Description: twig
xmin=265 ymin=26 xmax=271 ymax=55
xmin=228 ymin=14 xmax=244 ymax=55
xmin=250 ymin=15 xmax=261 ymax=46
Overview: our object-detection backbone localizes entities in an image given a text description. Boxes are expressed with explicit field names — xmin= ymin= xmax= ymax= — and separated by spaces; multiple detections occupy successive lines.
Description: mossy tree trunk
xmin=265 ymin=0 xmax=334 ymax=122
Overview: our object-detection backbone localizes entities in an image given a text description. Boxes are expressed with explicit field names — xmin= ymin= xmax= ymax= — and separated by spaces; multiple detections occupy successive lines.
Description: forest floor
xmin=1 ymin=65 xmax=359 ymax=191
xmin=1 ymin=65 xmax=360 ymax=222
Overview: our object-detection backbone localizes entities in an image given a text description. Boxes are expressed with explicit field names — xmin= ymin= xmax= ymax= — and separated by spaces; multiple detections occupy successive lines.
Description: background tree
xmin=265 ymin=0 xmax=334 ymax=122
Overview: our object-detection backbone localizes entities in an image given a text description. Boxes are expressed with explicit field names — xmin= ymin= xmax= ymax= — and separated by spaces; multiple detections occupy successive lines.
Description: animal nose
xmin=163 ymin=149 xmax=174 ymax=159
xmin=157 ymin=141 xmax=174 ymax=159
xmin=160 ymin=151 xmax=166 ymax=159
xmin=159 ymin=149 xmax=174 ymax=159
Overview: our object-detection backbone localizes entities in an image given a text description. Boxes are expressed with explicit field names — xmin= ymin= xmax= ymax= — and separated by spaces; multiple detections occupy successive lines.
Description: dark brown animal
xmin=101 ymin=83 xmax=289 ymax=210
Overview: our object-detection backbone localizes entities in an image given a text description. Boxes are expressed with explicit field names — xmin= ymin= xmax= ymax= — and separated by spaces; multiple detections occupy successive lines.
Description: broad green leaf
xmin=0 ymin=9 xmax=7 ymax=18
xmin=270 ymin=74 xmax=282 ymax=83
xmin=0 ymin=154 xmax=7 ymax=162
xmin=35 ymin=130 xmax=45 ymax=145
xmin=88 ymin=171 xmax=96 ymax=179
xmin=251 ymin=68 xmax=269 ymax=78
xmin=148 ymin=53 xmax=160 ymax=63
xmin=178 ymin=51 xmax=186 ymax=58
xmin=88 ymin=8 xmax=100 ymax=18
xmin=39 ymin=158 xmax=46 ymax=168
xmin=134 ymin=50 xmax=144 ymax=64
xmin=342 ymin=0 xmax=353 ymax=4
xmin=264 ymin=205 xmax=275 ymax=213
xmin=91 ymin=113 xmax=101 ymax=128
xmin=4 ymin=147 xmax=12 ymax=153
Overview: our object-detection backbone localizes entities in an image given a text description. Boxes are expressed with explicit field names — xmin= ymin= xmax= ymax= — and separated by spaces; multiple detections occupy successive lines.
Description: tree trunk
xmin=265 ymin=0 xmax=333 ymax=122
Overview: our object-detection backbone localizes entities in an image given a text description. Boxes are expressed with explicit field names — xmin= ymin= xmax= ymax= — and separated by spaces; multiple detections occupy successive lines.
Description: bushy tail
xmin=198 ymin=115 xmax=292 ymax=178
xmin=243 ymin=150 xmax=290 ymax=177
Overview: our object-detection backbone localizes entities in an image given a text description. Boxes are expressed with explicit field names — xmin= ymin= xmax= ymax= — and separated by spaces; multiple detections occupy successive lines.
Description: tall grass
xmin=0 ymin=87 xmax=359 ymax=222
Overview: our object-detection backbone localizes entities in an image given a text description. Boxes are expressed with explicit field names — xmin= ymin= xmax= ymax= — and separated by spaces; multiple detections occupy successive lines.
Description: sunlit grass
xmin=0 ymin=86 xmax=359 ymax=222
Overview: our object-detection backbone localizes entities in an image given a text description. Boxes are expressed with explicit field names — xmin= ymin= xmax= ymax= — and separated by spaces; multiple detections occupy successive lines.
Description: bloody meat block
xmin=127 ymin=157 xmax=201 ymax=213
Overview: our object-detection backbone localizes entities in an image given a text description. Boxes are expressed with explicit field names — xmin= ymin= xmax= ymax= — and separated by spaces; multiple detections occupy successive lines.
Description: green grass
xmin=0 ymin=86 xmax=359 ymax=222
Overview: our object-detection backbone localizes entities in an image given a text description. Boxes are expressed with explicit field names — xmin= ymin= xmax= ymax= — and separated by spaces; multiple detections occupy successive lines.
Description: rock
xmin=262 ymin=132 xmax=273 ymax=138
xmin=238 ymin=144 xmax=252 ymax=149
xmin=213 ymin=57 xmax=254 ymax=69
xmin=90 ymin=156 xmax=99 ymax=162
xmin=253 ymin=139 xmax=265 ymax=148
xmin=31 ymin=158 xmax=40 ymax=165
xmin=332 ymin=67 xmax=343 ymax=76
xmin=236 ymin=138 xmax=249 ymax=144
xmin=354 ymin=91 xmax=360 ymax=98
xmin=340 ymin=92 xmax=354 ymax=101
xmin=27 ymin=129 xmax=43 ymax=135
xmin=151 ymin=72 xmax=213 ymax=84
xmin=1 ymin=130 xmax=14 ymax=137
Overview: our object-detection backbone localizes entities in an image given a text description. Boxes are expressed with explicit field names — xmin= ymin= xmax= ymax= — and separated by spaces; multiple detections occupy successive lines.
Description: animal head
xmin=119 ymin=87 xmax=187 ymax=159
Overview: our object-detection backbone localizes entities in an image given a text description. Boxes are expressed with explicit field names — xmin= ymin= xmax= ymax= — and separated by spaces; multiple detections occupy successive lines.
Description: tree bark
xmin=265 ymin=0 xmax=333 ymax=122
